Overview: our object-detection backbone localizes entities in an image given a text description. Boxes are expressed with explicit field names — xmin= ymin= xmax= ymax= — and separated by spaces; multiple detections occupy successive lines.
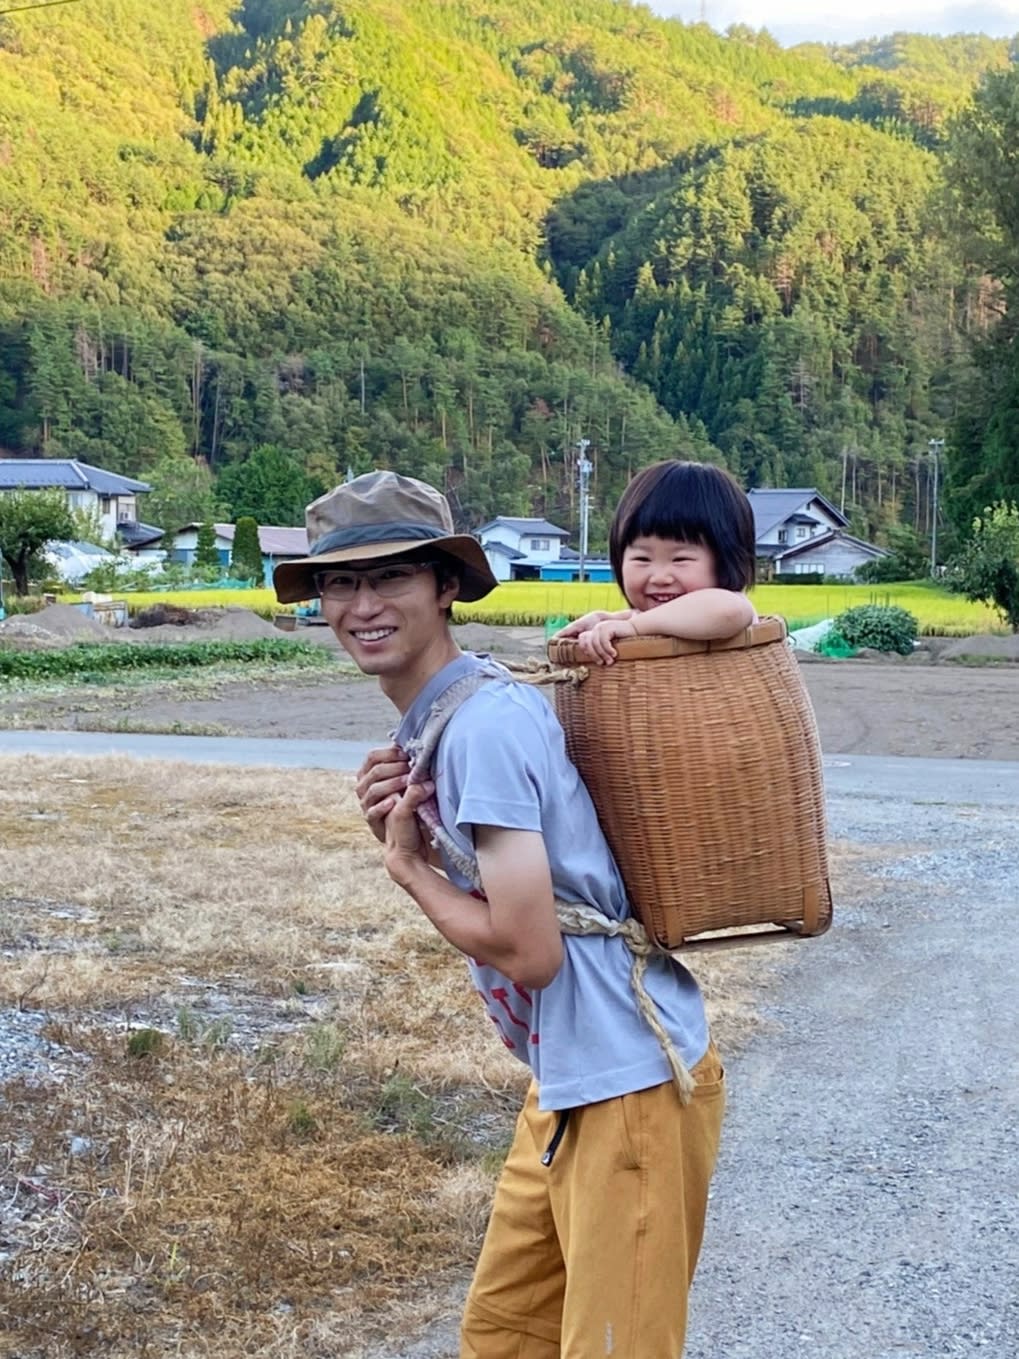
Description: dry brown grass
xmin=0 ymin=754 xmax=770 ymax=1356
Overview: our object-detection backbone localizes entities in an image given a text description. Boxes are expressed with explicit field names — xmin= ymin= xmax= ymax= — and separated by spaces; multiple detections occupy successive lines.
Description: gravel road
xmin=374 ymin=769 xmax=1019 ymax=1359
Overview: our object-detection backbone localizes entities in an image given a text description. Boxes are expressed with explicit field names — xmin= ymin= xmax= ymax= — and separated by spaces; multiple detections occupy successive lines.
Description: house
xmin=762 ymin=529 xmax=887 ymax=579
xmin=537 ymin=548 xmax=615 ymax=584
xmin=0 ymin=457 xmax=159 ymax=551
xmin=169 ymin=523 xmax=310 ymax=585
xmin=477 ymin=516 xmax=570 ymax=582
xmin=748 ymin=488 xmax=885 ymax=579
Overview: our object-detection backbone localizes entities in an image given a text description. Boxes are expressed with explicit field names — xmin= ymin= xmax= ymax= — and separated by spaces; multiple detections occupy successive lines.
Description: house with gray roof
xmin=748 ymin=488 xmax=884 ymax=579
xmin=0 ymin=456 xmax=159 ymax=551
xmin=477 ymin=516 xmax=570 ymax=582
xmin=169 ymin=522 xmax=310 ymax=586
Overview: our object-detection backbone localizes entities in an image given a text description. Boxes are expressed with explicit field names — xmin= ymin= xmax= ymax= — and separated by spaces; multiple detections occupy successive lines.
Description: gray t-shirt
xmin=394 ymin=652 xmax=708 ymax=1111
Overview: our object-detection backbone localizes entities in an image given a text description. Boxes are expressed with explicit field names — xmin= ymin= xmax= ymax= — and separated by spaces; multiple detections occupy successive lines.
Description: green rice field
xmin=65 ymin=581 xmax=1005 ymax=636
xmin=452 ymin=580 xmax=1004 ymax=636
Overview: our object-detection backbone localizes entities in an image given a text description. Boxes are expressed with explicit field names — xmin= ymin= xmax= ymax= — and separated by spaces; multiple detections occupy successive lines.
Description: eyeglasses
xmin=314 ymin=561 xmax=439 ymax=602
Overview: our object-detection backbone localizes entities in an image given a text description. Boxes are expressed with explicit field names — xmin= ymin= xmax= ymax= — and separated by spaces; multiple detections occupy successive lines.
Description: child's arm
xmin=632 ymin=589 xmax=756 ymax=640
xmin=577 ymin=590 xmax=756 ymax=664
xmin=553 ymin=607 xmax=637 ymax=640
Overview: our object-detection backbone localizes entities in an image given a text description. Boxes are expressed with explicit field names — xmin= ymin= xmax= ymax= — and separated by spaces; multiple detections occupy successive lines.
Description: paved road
xmin=5 ymin=728 xmax=1019 ymax=806
xmin=4 ymin=731 xmax=1017 ymax=1358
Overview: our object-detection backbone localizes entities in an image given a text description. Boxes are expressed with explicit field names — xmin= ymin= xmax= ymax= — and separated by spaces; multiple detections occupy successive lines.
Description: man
xmin=274 ymin=470 xmax=725 ymax=1358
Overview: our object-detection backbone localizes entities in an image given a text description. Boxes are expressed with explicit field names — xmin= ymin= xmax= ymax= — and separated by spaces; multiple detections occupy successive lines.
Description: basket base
xmin=670 ymin=916 xmax=832 ymax=953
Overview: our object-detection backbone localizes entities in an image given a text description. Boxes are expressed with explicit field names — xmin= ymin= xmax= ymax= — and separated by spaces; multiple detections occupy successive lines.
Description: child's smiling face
xmin=621 ymin=535 xmax=719 ymax=611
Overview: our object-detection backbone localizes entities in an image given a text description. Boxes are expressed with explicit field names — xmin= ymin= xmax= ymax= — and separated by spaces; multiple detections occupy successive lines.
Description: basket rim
xmin=547 ymin=614 xmax=787 ymax=664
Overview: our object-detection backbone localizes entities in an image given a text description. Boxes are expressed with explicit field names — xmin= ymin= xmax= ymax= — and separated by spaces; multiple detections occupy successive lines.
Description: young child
xmin=557 ymin=459 xmax=757 ymax=662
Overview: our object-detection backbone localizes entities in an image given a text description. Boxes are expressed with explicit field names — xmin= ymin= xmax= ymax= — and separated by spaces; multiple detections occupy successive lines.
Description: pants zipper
xmin=541 ymin=1109 xmax=571 ymax=1166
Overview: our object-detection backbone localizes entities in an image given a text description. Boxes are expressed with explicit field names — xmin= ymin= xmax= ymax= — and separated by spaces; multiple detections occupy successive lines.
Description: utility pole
xmin=576 ymin=438 xmax=592 ymax=584
xmin=927 ymin=437 xmax=944 ymax=576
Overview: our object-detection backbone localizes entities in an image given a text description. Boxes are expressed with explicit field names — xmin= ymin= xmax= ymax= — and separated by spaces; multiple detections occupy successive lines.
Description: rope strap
xmin=502 ymin=658 xmax=589 ymax=687
xmin=554 ymin=903 xmax=696 ymax=1104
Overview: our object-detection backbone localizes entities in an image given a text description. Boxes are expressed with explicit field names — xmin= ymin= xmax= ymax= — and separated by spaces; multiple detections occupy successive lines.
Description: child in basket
xmin=556 ymin=459 xmax=757 ymax=660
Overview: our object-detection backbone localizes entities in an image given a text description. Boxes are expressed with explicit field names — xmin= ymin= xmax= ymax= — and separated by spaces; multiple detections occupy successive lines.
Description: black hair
xmin=608 ymin=460 xmax=756 ymax=595
xmin=390 ymin=545 xmax=461 ymax=619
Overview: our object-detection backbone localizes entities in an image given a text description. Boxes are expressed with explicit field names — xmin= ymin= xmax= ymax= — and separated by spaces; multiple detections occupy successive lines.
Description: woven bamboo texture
xmin=547 ymin=617 xmax=832 ymax=950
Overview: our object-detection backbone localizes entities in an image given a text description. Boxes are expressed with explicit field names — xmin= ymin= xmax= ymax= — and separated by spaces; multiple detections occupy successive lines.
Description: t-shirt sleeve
xmin=442 ymin=691 xmax=550 ymax=835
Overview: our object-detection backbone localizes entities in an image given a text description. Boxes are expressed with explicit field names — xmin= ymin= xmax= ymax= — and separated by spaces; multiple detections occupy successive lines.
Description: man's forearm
xmin=390 ymin=857 xmax=517 ymax=974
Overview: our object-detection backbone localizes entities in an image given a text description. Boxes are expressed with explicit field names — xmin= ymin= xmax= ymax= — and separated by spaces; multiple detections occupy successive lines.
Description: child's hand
xmin=553 ymin=610 xmax=621 ymax=639
xmin=575 ymin=617 xmax=639 ymax=665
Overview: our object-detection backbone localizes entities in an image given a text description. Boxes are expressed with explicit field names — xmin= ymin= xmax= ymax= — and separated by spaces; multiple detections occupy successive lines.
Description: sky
xmin=649 ymin=0 xmax=1019 ymax=45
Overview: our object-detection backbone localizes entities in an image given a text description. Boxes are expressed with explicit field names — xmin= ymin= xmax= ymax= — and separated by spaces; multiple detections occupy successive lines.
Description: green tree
xmin=948 ymin=501 xmax=1019 ymax=631
xmin=942 ymin=67 xmax=1019 ymax=526
xmin=0 ymin=488 xmax=74 ymax=595
xmin=194 ymin=519 xmax=220 ymax=570
xmin=231 ymin=515 xmax=263 ymax=583
xmin=217 ymin=445 xmax=318 ymax=525
xmin=141 ymin=454 xmax=223 ymax=534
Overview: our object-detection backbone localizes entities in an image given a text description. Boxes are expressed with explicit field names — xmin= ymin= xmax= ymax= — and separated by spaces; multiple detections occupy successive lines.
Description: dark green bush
xmin=833 ymin=604 xmax=918 ymax=655
xmin=0 ymin=638 xmax=330 ymax=681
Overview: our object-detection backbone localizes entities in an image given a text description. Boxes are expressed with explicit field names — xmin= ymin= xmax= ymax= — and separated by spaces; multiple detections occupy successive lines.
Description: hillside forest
xmin=1 ymin=0 xmax=1019 ymax=552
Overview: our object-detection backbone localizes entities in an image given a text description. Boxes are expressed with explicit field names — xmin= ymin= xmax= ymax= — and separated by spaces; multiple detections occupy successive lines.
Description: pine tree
xmin=231 ymin=516 xmax=264 ymax=584
xmin=194 ymin=520 xmax=221 ymax=571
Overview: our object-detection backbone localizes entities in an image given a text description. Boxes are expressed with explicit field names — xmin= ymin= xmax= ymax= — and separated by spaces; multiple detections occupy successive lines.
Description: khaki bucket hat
xmin=273 ymin=471 xmax=499 ymax=604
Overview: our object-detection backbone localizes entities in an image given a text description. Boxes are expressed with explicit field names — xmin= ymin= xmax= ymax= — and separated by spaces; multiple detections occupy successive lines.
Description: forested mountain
xmin=0 ymin=0 xmax=1014 ymax=544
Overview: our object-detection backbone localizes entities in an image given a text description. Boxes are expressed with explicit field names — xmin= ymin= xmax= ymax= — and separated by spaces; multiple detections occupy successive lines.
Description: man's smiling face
xmin=318 ymin=558 xmax=460 ymax=689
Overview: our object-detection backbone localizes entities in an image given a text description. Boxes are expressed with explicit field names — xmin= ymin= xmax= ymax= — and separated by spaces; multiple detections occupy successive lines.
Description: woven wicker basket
xmin=547 ymin=617 xmax=832 ymax=951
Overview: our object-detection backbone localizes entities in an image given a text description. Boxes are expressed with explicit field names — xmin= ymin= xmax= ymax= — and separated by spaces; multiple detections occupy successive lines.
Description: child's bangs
xmin=623 ymin=465 xmax=717 ymax=549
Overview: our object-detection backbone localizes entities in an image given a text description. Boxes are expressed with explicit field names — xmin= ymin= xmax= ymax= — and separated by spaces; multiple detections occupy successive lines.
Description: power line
xmin=0 ymin=0 xmax=82 ymax=15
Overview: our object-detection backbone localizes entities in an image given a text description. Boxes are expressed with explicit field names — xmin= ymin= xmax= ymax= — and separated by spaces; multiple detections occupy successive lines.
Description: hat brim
xmin=273 ymin=535 xmax=499 ymax=605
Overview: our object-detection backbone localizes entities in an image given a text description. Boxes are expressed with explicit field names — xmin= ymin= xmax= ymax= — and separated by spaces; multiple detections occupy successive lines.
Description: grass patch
xmin=0 ymin=639 xmax=332 ymax=684
xmin=0 ymin=754 xmax=769 ymax=1356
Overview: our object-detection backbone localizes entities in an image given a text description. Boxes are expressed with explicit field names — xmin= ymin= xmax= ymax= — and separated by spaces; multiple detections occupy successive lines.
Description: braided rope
xmin=502 ymin=657 xmax=590 ymax=687
xmin=402 ymin=662 xmax=695 ymax=1104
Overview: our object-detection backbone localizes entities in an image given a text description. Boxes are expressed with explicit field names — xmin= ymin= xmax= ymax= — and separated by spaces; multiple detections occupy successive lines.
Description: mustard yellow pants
xmin=460 ymin=1045 xmax=725 ymax=1359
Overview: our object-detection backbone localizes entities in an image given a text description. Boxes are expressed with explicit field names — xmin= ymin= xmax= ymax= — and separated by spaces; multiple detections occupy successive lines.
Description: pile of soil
xmin=124 ymin=606 xmax=281 ymax=645
xmin=0 ymin=603 xmax=286 ymax=652
xmin=0 ymin=603 xmax=109 ymax=648
xmin=937 ymin=633 xmax=1019 ymax=663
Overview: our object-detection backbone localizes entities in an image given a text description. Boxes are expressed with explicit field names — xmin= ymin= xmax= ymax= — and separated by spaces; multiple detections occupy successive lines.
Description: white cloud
xmin=648 ymin=0 xmax=1019 ymax=44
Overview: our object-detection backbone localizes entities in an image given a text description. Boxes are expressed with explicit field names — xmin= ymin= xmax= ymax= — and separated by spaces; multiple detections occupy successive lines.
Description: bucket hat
xmin=273 ymin=470 xmax=499 ymax=604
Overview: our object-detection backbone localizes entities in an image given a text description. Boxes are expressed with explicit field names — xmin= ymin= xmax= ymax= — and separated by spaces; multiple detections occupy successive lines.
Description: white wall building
xmin=0 ymin=457 xmax=153 ymax=544
xmin=477 ymin=516 xmax=570 ymax=583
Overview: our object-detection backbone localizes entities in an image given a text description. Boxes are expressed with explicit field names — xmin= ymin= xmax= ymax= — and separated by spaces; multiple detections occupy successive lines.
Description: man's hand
xmin=355 ymin=744 xmax=411 ymax=844
xmin=575 ymin=616 xmax=639 ymax=665
xmin=383 ymin=781 xmax=435 ymax=888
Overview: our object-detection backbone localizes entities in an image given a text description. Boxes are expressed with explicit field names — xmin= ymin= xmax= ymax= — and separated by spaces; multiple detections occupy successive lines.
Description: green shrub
xmin=833 ymin=604 xmax=918 ymax=654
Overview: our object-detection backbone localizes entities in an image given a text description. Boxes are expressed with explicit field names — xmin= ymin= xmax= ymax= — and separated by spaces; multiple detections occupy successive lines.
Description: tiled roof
xmin=116 ymin=520 xmax=164 ymax=548
xmin=484 ymin=539 xmax=525 ymax=559
xmin=478 ymin=517 xmax=570 ymax=538
xmin=181 ymin=523 xmax=310 ymax=556
xmin=746 ymin=488 xmax=847 ymax=538
xmin=774 ymin=530 xmax=886 ymax=563
xmin=0 ymin=458 xmax=150 ymax=494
